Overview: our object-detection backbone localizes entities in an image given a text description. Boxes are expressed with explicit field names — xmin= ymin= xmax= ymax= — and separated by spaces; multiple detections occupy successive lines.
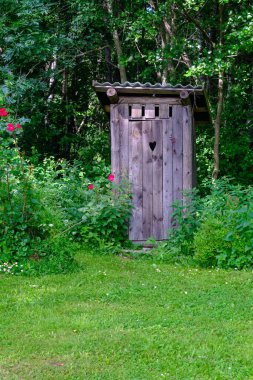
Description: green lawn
xmin=0 ymin=253 xmax=253 ymax=380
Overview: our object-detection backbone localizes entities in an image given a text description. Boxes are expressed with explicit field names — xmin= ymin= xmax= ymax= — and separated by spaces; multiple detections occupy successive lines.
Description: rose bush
xmin=0 ymin=107 xmax=132 ymax=274
xmin=0 ymin=108 xmax=75 ymax=274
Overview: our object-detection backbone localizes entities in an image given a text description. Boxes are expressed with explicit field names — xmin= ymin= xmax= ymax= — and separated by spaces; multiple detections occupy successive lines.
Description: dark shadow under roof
xmin=93 ymin=81 xmax=212 ymax=124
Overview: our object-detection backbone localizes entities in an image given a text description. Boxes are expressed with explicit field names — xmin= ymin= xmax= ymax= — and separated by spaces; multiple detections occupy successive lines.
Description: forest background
xmin=0 ymin=0 xmax=252 ymax=186
xmin=0 ymin=0 xmax=253 ymax=274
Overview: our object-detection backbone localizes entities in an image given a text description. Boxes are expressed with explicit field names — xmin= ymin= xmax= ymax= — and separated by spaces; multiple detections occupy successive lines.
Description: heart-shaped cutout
xmin=149 ymin=141 xmax=156 ymax=151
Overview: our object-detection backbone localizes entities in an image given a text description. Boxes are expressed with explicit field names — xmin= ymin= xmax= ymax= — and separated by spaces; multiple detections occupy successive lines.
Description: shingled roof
xmin=93 ymin=81 xmax=211 ymax=124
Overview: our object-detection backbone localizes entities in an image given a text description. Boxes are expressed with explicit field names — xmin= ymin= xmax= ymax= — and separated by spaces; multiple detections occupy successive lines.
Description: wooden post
xmin=106 ymin=88 xmax=119 ymax=104
xmin=180 ymin=90 xmax=191 ymax=106
xmin=182 ymin=105 xmax=193 ymax=196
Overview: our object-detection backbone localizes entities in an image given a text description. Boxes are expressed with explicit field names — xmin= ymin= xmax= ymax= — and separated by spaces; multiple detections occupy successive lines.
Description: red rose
xmin=16 ymin=123 xmax=21 ymax=129
xmin=6 ymin=123 xmax=15 ymax=132
xmin=0 ymin=108 xmax=8 ymax=117
xmin=108 ymin=173 xmax=115 ymax=182
xmin=88 ymin=184 xmax=93 ymax=190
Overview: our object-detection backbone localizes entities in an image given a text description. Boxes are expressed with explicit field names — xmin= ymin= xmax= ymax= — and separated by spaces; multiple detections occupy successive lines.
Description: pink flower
xmin=88 ymin=184 xmax=93 ymax=190
xmin=6 ymin=123 xmax=15 ymax=132
xmin=108 ymin=173 xmax=115 ymax=182
xmin=16 ymin=123 xmax=21 ymax=129
xmin=0 ymin=108 xmax=8 ymax=117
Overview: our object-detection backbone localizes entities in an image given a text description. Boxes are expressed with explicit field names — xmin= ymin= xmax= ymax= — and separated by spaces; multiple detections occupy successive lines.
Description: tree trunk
xmin=44 ymin=57 xmax=57 ymax=128
xmin=105 ymin=46 xmax=113 ymax=82
xmin=212 ymin=3 xmax=224 ymax=180
xmin=212 ymin=71 xmax=224 ymax=180
xmin=47 ymin=58 xmax=57 ymax=102
xmin=105 ymin=0 xmax=127 ymax=83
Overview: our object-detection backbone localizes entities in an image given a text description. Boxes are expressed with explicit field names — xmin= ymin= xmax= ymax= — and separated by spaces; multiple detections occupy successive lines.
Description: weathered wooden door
xmin=129 ymin=119 xmax=164 ymax=240
xmin=111 ymin=102 xmax=192 ymax=242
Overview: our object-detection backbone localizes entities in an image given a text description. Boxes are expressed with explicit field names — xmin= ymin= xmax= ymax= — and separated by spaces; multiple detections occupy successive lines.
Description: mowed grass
xmin=0 ymin=253 xmax=253 ymax=380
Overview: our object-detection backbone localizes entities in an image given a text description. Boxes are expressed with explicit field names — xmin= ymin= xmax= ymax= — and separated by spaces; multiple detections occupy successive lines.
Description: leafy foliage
xmin=0 ymin=112 xmax=132 ymax=275
xmin=0 ymin=0 xmax=252 ymax=186
xmin=79 ymin=179 xmax=132 ymax=245
xmin=0 ymin=1 xmax=252 ymax=273
xmin=156 ymin=179 xmax=253 ymax=269
xmin=0 ymin=111 xmax=76 ymax=274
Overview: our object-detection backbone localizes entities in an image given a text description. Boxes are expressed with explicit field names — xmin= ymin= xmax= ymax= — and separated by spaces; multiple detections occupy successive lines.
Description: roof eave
xmin=93 ymin=81 xmax=212 ymax=124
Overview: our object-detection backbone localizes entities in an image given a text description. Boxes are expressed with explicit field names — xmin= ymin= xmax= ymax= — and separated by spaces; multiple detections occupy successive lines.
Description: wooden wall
xmin=110 ymin=99 xmax=194 ymax=242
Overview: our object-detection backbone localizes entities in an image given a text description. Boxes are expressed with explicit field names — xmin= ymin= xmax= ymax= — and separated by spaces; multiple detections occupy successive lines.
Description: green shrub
xmin=154 ymin=189 xmax=202 ymax=260
xmin=79 ymin=178 xmax=132 ymax=245
xmin=33 ymin=158 xmax=132 ymax=245
xmin=157 ymin=179 xmax=253 ymax=269
xmin=193 ymin=217 xmax=231 ymax=267
xmin=0 ymin=110 xmax=43 ymax=261
xmin=0 ymin=108 xmax=76 ymax=274
xmin=193 ymin=183 xmax=253 ymax=269
xmin=24 ymin=238 xmax=78 ymax=275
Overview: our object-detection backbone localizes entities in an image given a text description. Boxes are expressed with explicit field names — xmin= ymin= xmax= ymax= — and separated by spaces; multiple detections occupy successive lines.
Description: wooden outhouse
xmin=93 ymin=81 xmax=211 ymax=242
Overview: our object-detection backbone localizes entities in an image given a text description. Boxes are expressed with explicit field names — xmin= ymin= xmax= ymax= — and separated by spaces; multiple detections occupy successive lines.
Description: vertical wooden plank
xmin=145 ymin=104 xmax=155 ymax=119
xmin=142 ymin=121 xmax=153 ymax=239
xmin=110 ymin=104 xmax=120 ymax=184
xmin=160 ymin=104 xmax=169 ymax=119
xmin=132 ymin=104 xmax=142 ymax=118
xmin=118 ymin=104 xmax=129 ymax=180
xmin=162 ymin=118 xmax=173 ymax=237
xmin=192 ymin=115 xmax=197 ymax=187
xmin=172 ymin=105 xmax=183 ymax=203
xmin=129 ymin=121 xmax=143 ymax=241
xmin=152 ymin=120 xmax=163 ymax=240
xmin=182 ymin=106 xmax=193 ymax=201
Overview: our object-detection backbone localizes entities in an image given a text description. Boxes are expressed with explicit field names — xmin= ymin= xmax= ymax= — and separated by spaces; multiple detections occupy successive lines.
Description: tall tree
xmin=104 ymin=0 xmax=127 ymax=83
xmin=0 ymin=0 xmax=252 ymax=185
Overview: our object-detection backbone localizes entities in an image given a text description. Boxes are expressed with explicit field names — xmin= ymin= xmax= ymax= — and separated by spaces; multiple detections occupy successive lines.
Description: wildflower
xmin=0 ymin=108 xmax=8 ymax=117
xmin=88 ymin=184 xmax=93 ymax=190
xmin=16 ymin=123 xmax=21 ymax=129
xmin=6 ymin=123 xmax=15 ymax=132
xmin=108 ymin=173 xmax=114 ymax=182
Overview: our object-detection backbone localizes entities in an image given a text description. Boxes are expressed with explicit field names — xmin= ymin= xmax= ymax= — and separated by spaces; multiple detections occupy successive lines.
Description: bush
xmin=154 ymin=189 xmax=202 ymax=261
xmin=193 ymin=182 xmax=253 ymax=269
xmin=79 ymin=177 xmax=132 ymax=245
xmin=32 ymin=159 xmax=132 ymax=246
xmin=24 ymin=238 xmax=78 ymax=275
xmin=157 ymin=179 xmax=253 ymax=269
xmin=0 ymin=108 xmax=75 ymax=274
xmin=193 ymin=217 xmax=231 ymax=267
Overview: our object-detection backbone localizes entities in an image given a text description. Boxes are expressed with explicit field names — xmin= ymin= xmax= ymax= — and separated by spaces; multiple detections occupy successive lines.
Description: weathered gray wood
xmin=132 ymin=104 xmax=142 ymax=118
xmin=162 ymin=118 xmax=173 ymax=237
xmin=160 ymin=104 xmax=170 ymax=119
xmin=180 ymin=90 xmax=191 ymax=106
xmin=110 ymin=105 xmax=120 ymax=183
xmin=111 ymin=100 xmax=194 ymax=242
xmin=152 ymin=119 xmax=163 ymax=240
xmin=142 ymin=121 xmax=153 ymax=239
xmin=192 ymin=115 xmax=197 ymax=187
xmin=106 ymin=87 xmax=119 ymax=103
xmin=145 ymin=104 xmax=155 ymax=119
xmin=118 ymin=104 xmax=129 ymax=180
xmin=172 ymin=105 xmax=183 ymax=203
xmin=119 ymin=96 xmax=181 ymax=105
xmin=129 ymin=121 xmax=143 ymax=240
xmin=183 ymin=106 xmax=193 ymax=199
xmin=93 ymin=82 xmax=203 ymax=96
xmin=180 ymin=90 xmax=189 ymax=99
